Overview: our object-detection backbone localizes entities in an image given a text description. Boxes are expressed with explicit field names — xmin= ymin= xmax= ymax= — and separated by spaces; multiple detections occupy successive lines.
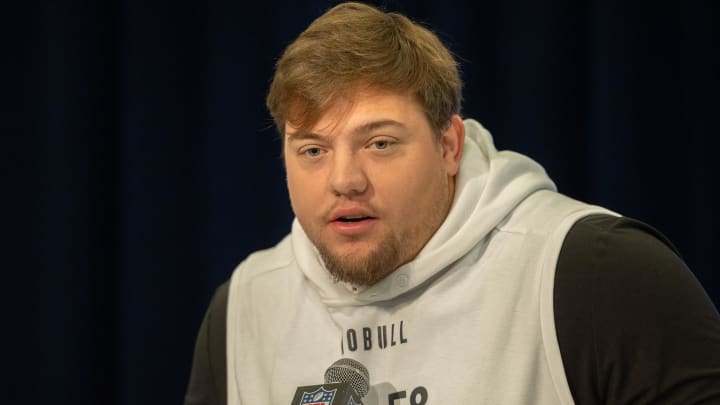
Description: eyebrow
xmin=286 ymin=119 xmax=406 ymax=142
xmin=352 ymin=119 xmax=406 ymax=135
xmin=285 ymin=131 xmax=324 ymax=142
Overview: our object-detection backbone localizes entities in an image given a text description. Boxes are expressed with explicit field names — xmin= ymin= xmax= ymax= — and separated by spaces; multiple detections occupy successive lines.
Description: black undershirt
xmin=184 ymin=215 xmax=720 ymax=404
xmin=555 ymin=215 xmax=720 ymax=404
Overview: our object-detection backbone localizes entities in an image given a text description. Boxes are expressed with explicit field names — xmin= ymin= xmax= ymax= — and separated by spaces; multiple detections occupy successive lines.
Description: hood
xmin=290 ymin=119 xmax=556 ymax=306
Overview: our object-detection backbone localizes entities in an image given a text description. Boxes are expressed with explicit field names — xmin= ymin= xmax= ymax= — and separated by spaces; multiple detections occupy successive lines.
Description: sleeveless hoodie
xmin=226 ymin=119 xmax=615 ymax=404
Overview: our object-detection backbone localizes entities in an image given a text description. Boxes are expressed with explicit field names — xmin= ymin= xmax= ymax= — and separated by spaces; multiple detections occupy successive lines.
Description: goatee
xmin=317 ymin=234 xmax=401 ymax=287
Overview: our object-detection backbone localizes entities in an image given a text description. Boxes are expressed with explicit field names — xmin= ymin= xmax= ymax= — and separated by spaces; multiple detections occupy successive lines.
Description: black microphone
xmin=290 ymin=358 xmax=370 ymax=405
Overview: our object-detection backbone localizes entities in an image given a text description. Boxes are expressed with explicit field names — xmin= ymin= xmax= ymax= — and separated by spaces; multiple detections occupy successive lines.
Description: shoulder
xmin=231 ymin=234 xmax=296 ymax=284
xmin=184 ymin=234 xmax=296 ymax=405
xmin=561 ymin=214 xmax=681 ymax=263
xmin=556 ymin=214 xmax=690 ymax=297
xmin=555 ymin=214 xmax=720 ymax=404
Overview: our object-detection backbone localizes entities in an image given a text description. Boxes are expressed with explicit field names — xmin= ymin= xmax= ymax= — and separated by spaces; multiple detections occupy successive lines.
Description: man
xmin=185 ymin=2 xmax=720 ymax=404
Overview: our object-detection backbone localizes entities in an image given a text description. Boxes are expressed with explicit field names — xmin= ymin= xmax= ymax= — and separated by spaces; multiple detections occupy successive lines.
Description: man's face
xmin=284 ymin=88 xmax=464 ymax=286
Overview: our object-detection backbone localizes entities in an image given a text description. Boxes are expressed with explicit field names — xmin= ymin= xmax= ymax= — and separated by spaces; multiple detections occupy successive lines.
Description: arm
xmin=184 ymin=282 xmax=229 ymax=405
xmin=555 ymin=215 xmax=720 ymax=404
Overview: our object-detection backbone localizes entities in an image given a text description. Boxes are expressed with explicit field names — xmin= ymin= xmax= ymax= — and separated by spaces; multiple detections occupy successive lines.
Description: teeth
xmin=343 ymin=215 xmax=365 ymax=219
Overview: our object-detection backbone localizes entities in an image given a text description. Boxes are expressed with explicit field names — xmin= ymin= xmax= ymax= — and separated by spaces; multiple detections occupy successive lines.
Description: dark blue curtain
xmin=5 ymin=0 xmax=719 ymax=403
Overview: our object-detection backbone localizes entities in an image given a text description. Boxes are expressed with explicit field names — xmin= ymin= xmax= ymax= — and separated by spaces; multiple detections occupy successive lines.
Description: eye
xmin=371 ymin=140 xmax=392 ymax=150
xmin=300 ymin=146 xmax=325 ymax=158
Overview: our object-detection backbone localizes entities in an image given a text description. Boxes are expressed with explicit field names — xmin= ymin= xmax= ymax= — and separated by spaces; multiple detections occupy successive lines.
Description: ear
xmin=440 ymin=114 xmax=465 ymax=176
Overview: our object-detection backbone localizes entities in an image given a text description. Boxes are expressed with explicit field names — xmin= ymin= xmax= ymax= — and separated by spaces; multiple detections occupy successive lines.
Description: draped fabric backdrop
xmin=5 ymin=0 xmax=719 ymax=403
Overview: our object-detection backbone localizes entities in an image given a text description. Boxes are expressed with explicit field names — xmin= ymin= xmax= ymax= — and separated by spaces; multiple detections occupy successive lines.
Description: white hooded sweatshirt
xmin=226 ymin=119 xmax=613 ymax=404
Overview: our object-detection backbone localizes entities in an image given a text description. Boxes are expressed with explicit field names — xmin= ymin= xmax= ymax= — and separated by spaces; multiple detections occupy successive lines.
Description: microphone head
xmin=324 ymin=358 xmax=370 ymax=397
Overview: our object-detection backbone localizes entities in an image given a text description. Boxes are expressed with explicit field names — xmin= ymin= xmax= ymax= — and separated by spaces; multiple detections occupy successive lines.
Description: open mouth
xmin=337 ymin=216 xmax=372 ymax=222
xmin=330 ymin=213 xmax=377 ymax=235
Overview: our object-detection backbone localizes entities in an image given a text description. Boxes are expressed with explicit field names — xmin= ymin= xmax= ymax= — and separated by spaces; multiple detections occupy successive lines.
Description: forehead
xmin=284 ymin=88 xmax=427 ymax=138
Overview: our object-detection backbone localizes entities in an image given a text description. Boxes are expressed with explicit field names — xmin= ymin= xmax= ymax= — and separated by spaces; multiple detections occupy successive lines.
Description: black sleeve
xmin=184 ymin=281 xmax=229 ymax=405
xmin=555 ymin=215 xmax=720 ymax=404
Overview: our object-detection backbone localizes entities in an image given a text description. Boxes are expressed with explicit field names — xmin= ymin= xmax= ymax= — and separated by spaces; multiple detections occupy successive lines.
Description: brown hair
xmin=266 ymin=2 xmax=462 ymax=138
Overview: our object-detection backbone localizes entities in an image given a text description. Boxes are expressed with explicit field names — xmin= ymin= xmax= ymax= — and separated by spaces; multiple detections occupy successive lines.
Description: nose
xmin=328 ymin=150 xmax=368 ymax=197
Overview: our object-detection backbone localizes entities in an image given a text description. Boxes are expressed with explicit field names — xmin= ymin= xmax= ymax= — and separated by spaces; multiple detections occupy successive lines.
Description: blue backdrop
xmin=5 ymin=0 xmax=718 ymax=403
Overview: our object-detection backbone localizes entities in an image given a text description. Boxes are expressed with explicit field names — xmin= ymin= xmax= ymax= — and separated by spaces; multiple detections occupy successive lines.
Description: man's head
xmin=267 ymin=2 xmax=465 ymax=286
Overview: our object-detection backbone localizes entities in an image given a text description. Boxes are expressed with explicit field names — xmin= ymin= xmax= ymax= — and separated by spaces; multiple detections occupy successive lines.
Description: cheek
xmin=285 ymin=167 xmax=305 ymax=212
xmin=378 ymin=167 xmax=443 ymax=211
xmin=286 ymin=165 xmax=324 ymax=217
xmin=393 ymin=156 xmax=445 ymax=192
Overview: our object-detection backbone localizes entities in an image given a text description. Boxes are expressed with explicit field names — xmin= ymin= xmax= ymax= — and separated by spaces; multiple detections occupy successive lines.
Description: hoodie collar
xmin=291 ymin=119 xmax=556 ymax=306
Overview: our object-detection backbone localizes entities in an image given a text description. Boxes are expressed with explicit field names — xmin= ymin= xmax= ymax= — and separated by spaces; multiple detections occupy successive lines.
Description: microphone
xmin=290 ymin=358 xmax=370 ymax=404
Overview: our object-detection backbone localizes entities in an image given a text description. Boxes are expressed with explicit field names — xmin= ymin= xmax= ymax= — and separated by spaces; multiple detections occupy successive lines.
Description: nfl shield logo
xmin=301 ymin=387 xmax=337 ymax=405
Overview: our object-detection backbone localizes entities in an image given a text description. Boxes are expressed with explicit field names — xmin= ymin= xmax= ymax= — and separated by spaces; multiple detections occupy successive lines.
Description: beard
xmin=316 ymin=231 xmax=401 ymax=287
